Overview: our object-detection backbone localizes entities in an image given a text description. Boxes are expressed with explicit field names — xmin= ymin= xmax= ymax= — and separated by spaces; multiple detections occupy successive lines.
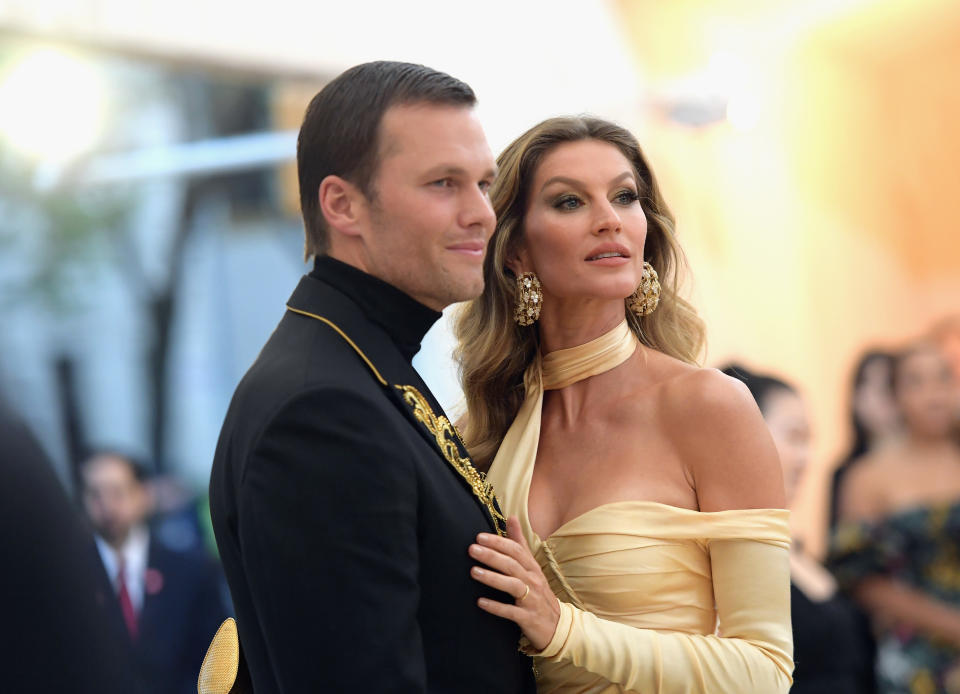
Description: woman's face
xmin=762 ymin=389 xmax=811 ymax=504
xmin=894 ymin=346 xmax=957 ymax=439
xmin=853 ymin=357 xmax=900 ymax=439
xmin=512 ymin=139 xmax=647 ymax=306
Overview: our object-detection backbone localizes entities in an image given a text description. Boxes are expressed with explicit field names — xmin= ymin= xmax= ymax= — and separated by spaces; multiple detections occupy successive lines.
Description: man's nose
xmin=459 ymin=185 xmax=496 ymax=232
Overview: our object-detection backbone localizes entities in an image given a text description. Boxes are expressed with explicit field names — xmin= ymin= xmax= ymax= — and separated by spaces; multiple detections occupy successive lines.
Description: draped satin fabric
xmin=486 ymin=320 xmax=794 ymax=693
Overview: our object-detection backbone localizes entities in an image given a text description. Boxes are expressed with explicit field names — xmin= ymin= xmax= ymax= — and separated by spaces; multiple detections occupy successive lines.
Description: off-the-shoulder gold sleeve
xmin=527 ymin=533 xmax=793 ymax=693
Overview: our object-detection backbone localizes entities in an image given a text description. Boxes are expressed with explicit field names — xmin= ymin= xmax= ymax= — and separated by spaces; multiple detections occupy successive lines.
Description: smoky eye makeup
xmin=551 ymin=193 xmax=582 ymax=210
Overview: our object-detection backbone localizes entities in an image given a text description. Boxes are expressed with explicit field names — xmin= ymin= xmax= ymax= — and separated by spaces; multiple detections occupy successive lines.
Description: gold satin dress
xmin=486 ymin=321 xmax=794 ymax=694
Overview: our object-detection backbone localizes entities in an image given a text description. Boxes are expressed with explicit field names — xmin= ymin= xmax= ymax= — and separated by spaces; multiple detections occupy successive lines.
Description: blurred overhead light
xmin=726 ymin=92 xmax=762 ymax=132
xmin=0 ymin=48 xmax=107 ymax=165
xmin=654 ymin=50 xmax=762 ymax=132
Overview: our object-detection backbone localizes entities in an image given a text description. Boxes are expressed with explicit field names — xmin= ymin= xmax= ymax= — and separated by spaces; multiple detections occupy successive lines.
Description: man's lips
xmin=447 ymin=241 xmax=485 ymax=257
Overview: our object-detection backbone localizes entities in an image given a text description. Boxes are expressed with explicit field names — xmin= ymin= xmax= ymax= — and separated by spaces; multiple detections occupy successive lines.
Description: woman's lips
xmin=586 ymin=255 xmax=630 ymax=266
xmin=585 ymin=243 xmax=631 ymax=264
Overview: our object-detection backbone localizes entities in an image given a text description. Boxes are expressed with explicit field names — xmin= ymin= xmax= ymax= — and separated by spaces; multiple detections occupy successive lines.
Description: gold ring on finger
xmin=517 ymin=583 xmax=530 ymax=603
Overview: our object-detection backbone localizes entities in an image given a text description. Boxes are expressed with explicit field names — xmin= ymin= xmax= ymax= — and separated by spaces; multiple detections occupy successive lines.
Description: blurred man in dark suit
xmin=0 ymin=398 xmax=139 ymax=693
xmin=80 ymin=450 xmax=228 ymax=694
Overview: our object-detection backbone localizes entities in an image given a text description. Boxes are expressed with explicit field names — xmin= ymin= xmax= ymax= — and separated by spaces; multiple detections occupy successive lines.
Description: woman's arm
xmin=472 ymin=520 xmax=793 ymax=694
xmin=854 ymin=577 xmax=960 ymax=645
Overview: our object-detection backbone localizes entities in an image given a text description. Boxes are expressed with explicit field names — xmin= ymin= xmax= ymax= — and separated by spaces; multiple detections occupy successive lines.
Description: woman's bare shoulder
xmin=629 ymin=354 xmax=754 ymax=429
xmin=658 ymin=365 xmax=755 ymax=419
xmin=656 ymin=366 xmax=787 ymax=511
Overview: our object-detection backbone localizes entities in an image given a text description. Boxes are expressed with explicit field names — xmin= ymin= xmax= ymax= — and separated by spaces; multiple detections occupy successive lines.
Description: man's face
xmin=360 ymin=103 xmax=496 ymax=310
xmin=82 ymin=455 xmax=149 ymax=546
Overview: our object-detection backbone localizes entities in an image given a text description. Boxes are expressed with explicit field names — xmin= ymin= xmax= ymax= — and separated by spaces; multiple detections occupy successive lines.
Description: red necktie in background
xmin=116 ymin=558 xmax=138 ymax=641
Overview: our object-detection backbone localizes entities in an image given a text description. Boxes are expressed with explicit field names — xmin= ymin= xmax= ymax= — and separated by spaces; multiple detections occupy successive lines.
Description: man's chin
xmin=100 ymin=528 xmax=127 ymax=545
xmin=447 ymin=276 xmax=485 ymax=305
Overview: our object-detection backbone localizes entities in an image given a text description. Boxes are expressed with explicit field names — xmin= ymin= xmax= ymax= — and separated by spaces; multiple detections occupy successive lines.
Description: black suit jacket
xmin=210 ymin=268 xmax=535 ymax=693
xmin=129 ymin=535 xmax=228 ymax=694
xmin=0 ymin=398 xmax=140 ymax=693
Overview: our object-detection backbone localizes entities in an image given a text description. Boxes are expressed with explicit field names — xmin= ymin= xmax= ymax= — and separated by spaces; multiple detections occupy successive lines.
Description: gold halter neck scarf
xmin=541 ymin=319 xmax=639 ymax=391
xmin=487 ymin=319 xmax=639 ymax=542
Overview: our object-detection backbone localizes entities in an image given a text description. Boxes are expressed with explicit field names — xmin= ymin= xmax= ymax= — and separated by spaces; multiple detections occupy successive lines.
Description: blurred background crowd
xmin=1 ymin=1 xmax=958 ymax=692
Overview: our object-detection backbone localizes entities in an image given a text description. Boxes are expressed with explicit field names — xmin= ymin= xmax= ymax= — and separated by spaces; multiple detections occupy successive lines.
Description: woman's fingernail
xmin=472 ymin=566 xmax=484 ymax=576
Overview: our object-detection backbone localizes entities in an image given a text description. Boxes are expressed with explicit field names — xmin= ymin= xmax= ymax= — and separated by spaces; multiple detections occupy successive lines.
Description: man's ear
xmin=318 ymin=175 xmax=369 ymax=238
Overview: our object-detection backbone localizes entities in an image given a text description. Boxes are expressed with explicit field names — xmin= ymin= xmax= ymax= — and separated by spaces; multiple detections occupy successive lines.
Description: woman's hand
xmin=469 ymin=515 xmax=561 ymax=652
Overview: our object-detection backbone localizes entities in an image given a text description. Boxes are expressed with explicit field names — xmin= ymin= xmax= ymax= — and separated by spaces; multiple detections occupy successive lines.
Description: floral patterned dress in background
xmin=830 ymin=501 xmax=960 ymax=694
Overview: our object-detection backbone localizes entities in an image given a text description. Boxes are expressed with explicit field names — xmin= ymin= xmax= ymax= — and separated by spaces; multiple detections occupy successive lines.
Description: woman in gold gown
xmin=454 ymin=117 xmax=794 ymax=693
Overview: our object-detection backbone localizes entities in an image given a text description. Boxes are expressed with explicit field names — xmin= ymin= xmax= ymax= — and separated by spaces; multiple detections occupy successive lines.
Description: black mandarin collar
xmin=310 ymin=255 xmax=442 ymax=362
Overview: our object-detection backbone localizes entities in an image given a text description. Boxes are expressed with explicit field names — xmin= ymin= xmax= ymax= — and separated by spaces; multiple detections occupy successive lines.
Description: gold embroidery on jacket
xmin=396 ymin=384 xmax=506 ymax=536
xmin=285 ymin=306 xmax=506 ymax=535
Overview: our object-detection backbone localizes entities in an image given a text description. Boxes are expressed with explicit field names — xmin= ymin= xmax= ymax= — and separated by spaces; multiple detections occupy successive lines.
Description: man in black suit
xmin=209 ymin=61 xmax=535 ymax=692
xmin=0 ymin=399 xmax=139 ymax=693
xmin=80 ymin=451 xmax=228 ymax=694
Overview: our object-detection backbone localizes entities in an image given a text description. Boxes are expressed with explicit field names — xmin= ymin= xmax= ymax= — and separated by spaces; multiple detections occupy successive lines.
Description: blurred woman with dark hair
xmin=721 ymin=364 xmax=875 ymax=694
xmin=831 ymin=341 xmax=960 ymax=694
xmin=828 ymin=350 xmax=902 ymax=533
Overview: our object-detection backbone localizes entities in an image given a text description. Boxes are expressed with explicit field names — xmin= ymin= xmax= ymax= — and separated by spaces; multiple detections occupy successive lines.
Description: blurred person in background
xmin=829 ymin=350 xmax=902 ymax=533
xmin=930 ymin=315 xmax=960 ymax=440
xmin=80 ymin=450 xmax=228 ymax=694
xmin=722 ymin=364 xmax=876 ymax=694
xmin=0 ymin=398 xmax=139 ymax=693
xmin=930 ymin=315 xmax=960 ymax=383
xmin=831 ymin=341 xmax=960 ymax=694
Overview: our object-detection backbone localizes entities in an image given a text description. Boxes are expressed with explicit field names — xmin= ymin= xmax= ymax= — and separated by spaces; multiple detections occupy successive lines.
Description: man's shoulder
xmin=235 ymin=311 xmax=387 ymax=413
xmin=213 ymin=313 xmax=398 ymax=481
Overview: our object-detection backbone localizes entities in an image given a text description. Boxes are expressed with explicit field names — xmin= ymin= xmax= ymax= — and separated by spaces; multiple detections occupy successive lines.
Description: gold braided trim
xmin=396 ymin=384 xmax=506 ymax=536
xmin=197 ymin=618 xmax=239 ymax=694
xmin=285 ymin=305 xmax=388 ymax=386
xmin=285 ymin=306 xmax=506 ymax=535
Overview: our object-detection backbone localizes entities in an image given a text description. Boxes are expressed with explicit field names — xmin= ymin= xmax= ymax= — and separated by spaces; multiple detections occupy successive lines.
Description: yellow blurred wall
xmin=615 ymin=0 xmax=960 ymax=556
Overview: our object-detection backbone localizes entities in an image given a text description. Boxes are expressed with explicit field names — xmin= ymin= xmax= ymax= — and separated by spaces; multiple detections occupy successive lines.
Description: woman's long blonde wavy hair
xmin=454 ymin=116 xmax=706 ymax=470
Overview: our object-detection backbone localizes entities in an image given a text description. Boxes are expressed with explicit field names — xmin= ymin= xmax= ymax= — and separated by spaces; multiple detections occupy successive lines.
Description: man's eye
xmin=479 ymin=180 xmax=492 ymax=193
xmin=431 ymin=178 xmax=454 ymax=188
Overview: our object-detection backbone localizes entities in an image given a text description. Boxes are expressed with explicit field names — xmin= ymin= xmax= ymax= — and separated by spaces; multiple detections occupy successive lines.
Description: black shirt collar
xmin=310 ymin=255 xmax=442 ymax=362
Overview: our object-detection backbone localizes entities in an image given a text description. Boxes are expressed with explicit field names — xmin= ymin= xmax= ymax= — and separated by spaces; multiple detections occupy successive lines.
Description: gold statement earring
xmin=514 ymin=272 xmax=543 ymax=326
xmin=628 ymin=261 xmax=661 ymax=317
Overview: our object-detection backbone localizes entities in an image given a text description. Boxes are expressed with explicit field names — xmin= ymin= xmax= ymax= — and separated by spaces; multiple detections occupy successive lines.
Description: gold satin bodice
xmin=486 ymin=321 xmax=793 ymax=693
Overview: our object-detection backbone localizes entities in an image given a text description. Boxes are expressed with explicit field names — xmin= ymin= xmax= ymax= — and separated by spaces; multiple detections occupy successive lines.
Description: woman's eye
xmin=614 ymin=190 xmax=640 ymax=205
xmin=553 ymin=195 xmax=581 ymax=210
xmin=479 ymin=180 xmax=492 ymax=193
